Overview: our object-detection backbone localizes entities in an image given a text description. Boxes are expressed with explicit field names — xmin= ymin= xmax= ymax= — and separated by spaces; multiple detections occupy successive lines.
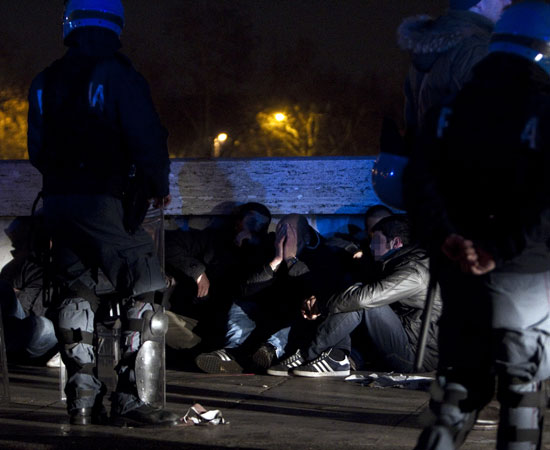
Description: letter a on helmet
xmin=63 ymin=0 xmax=125 ymax=40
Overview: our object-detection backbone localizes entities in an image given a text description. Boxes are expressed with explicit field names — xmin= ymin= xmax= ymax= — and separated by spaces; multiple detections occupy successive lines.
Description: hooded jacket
xmin=398 ymin=10 xmax=494 ymax=135
xmin=324 ymin=245 xmax=441 ymax=369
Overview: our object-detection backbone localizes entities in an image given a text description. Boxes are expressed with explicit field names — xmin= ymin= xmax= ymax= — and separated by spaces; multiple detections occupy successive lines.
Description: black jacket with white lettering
xmin=405 ymin=53 xmax=550 ymax=273
xmin=27 ymin=28 xmax=169 ymax=199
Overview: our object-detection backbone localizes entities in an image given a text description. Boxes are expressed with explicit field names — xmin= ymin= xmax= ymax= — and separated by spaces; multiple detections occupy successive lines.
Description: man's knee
xmin=25 ymin=316 xmax=57 ymax=357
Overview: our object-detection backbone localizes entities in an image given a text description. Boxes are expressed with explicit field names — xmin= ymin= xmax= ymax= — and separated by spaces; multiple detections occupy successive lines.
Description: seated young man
xmin=164 ymin=202 xmax=273 ymax=349
xmin=267 ymin=215 xmax=441 ymax=377
xmin=194 ymin=214 xmax=350 ymax=374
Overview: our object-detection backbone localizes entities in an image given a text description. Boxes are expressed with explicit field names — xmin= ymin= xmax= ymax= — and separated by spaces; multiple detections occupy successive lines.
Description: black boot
xmin=69 ymin=404 xmax=109 ymax=425
xmin=250 ymin=343 xmax=277 ymax=373
xmin=111 ymin=404 xmax=181 ymax=427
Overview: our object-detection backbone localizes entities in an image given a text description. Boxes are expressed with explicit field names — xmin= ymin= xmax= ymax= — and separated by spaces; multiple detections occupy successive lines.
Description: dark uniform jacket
xmin=27 ymin=28 xmax=169 ymax=200
xmin=405 ymin=53 xmax=550 ymax=274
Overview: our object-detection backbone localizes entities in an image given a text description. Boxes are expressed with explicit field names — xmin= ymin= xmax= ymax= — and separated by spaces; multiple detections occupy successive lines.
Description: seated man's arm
xmin=239 ymin=230 xmax=282 ymax=297
xmin=165 ymin=229 xmax=209 ymax=281
xmin=324 ymin=263 xmax=427 ymax=315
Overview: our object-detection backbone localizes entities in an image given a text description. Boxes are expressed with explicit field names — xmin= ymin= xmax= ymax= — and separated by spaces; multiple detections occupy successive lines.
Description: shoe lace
xmin=282 ymin=349 xmax=303 ymax=365
xmin=308 ymin=350 xmax=332 ymax=366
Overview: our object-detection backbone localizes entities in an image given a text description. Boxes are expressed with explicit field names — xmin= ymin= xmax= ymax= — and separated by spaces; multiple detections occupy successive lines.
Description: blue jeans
xmin=0 ymin=280 xmax=57 ymax=358
xmin=225 ymin=300 xmax=291 ymax=358
xmin=305 ymin=305 xmax=416 ymax=373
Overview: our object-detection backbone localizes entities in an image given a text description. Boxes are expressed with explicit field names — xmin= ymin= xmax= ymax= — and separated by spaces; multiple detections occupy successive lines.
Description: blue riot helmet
xmin=371 ymin=118 xmax=408 ymax=210
xmin=489 ymin=0 xmax=550 ymax=76
xmin=63 ymin=0 xmax=125 ymax=41
xmin=371 ymin=153 xmax=408 ymax=211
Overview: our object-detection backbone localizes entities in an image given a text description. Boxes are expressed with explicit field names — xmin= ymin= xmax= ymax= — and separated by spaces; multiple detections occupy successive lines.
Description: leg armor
xmin=134 ymin=304 xmax=168 ymax=406
xmin=497 ymin=377 xmax=546 ymax=449
xmin=112 ymin=301 xmax=167 ymax=414
xmin=57 ymin=297 xmax=103 ymax=411
xmin=414 ymin=375 xmax=486 ymax=450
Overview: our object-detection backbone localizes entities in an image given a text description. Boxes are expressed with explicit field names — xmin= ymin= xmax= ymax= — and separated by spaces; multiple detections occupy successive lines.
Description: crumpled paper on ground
xmin=182 ymin=403 xmax=227 ymax=426
xmin=345 ymin=373 xmax=434 ymax=391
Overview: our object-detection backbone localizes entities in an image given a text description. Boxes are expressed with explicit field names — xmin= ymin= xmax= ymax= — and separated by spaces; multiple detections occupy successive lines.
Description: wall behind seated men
xmin=0 ymin=157 xmax=384 ymax=270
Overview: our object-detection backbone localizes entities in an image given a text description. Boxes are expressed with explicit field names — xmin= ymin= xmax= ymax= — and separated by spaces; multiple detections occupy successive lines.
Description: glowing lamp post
xmin=274 ymin=113 xmax=286 ymax=122
xmin=212 ymin=132 xmax=228 ymax=157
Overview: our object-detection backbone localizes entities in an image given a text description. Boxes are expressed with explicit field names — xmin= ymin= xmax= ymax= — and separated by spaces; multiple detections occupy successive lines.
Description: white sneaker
xmin=46 ymin=352 xmax=62 ymax=368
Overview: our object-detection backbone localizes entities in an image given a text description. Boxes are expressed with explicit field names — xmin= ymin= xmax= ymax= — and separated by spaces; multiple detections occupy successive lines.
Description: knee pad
xmin=58 ymin=298 xmax=95 ymax=376
xmin=120 ymin=300 xmax=154 ymax=354
xmin=130 ymin=304 xmax=167 ymax=405
xmin=122 ymin=302 xmax=167 ymax=355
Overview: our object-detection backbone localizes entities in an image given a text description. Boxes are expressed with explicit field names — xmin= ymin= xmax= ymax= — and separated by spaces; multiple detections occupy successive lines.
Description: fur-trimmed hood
xmin=398 ymin=10 xmax=493 ymax=57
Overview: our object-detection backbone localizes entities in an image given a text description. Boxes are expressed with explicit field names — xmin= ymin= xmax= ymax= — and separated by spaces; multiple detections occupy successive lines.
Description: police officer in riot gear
xmin=27 ymin=0 xmax=179 ymax=426
xmin=405 ymin=1 xmax=550 ymax=448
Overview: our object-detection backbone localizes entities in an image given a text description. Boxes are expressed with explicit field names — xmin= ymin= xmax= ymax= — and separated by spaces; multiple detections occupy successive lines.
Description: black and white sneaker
xmin=292 ymin=350 xmax=350 ymax=378
xmin=267 ymin=349 xmax=305 ymax=377
xmin=195 ymin=349 xmax=243 ymax=374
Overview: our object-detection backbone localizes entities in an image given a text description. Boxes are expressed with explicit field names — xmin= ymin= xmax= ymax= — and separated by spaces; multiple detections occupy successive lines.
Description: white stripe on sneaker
xmin=215 ymin=350 xmax=232 ymax=361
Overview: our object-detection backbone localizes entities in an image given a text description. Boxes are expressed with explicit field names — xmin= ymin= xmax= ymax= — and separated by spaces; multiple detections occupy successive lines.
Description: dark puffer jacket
xmin=324 ymin=245 xmax=441 ymax=370
xmin=398 ymin=10 xmax=494 ymax=135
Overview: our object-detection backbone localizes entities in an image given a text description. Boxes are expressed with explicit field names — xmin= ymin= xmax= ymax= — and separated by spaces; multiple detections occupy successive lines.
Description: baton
xmin=414 ymin=258 xmax=438 ymax=372
xmin=159 ymin=199 xmax=165 ymax=275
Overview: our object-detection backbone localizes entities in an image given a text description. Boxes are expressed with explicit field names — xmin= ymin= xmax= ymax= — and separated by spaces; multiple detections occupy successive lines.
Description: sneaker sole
xmin=292 ymin=369 xmax=350 ymax=378
xmin=195 ymin=354 xmax=243 ymax=374
xmin=266 ymin=368 xmax=290 ymax=377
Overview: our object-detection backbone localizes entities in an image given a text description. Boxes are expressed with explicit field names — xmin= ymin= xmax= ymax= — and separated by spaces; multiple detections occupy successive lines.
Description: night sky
xmin=1 ymin=0 xmax=443 ymax=88
xmin=0 ymin=0 xmax=445 ymax=156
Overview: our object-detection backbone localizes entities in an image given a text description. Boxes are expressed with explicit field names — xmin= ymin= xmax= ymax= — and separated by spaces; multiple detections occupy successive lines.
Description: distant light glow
xmin=535 ymin=53 xmax=544 ymax=62
xmin=217 ymin=132 xmax=228 ymax=143
xmin=274 ymin=113 xmax=286 ymax=122
xmin=389 ymin=171 xmax=394 ymax=176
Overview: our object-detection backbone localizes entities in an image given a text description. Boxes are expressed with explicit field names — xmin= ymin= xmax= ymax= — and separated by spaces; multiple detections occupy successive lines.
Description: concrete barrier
xmin=0 ymin=156 xmax=381 ymax=270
